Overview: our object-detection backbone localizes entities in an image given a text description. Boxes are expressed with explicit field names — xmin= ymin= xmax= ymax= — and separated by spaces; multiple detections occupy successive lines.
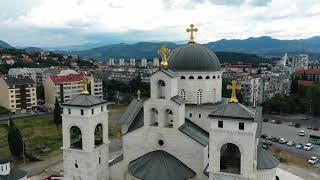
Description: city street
xmin=261 ymin=117 xmax=320 ymax=159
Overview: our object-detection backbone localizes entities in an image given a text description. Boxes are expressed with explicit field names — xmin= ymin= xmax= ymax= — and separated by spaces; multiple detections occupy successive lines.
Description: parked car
xmin=261 ymin=134 xmax=267 ymax=139
xmin=307 ymin=126 xmax=313 ymax=129
xmin=295 ymin=143 xmax=303 ymax=149
xmin=270 ymin=120 xmax=276 ymax=123
xmin=270 ymin=137 xmax=280 ymax=142
xmin=279 ymin=138 xmax=288 ymax=144
xmin=275 ymin=120 xmax=282 ymax=124
xmin=308 ymin=157 xmax=319 ymax=165
xmin=302 ymin=117 xmax=309 ymax=120
xmin=263 ymin=118 xmax=269 ymax=122
xmin=262 ymin=140 xmax=272 ymax=146
xmin=295 ymin=123 xmax=301 ymax=128
xmin=262 ymin=144 xmax=268 ymax=150
xmin=288 ymin=122 xmax=294 ymax=126
xmin=304 ymin=143 xmax=313 ymax=151
xmin=286 ymin=141 xmax=295 ymax=146
xmin=313 ymin=127 xmax=319 ymax=131
xmin=298 ymin=130 xmax=305 ymax=136
xmin=265 ymin=136 xmax=272 ymax=140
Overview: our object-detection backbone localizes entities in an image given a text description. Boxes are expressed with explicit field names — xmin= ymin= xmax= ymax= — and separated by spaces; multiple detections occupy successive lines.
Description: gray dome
xmin=168 ymin=42 xmax=220 ymax=71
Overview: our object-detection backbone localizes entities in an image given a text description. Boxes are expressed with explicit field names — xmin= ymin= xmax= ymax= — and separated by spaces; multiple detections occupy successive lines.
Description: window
xmin=218 ymin=75 xmax=220 ymax=79
xmin=180 ymin=89 xmax=186 ymax=100
xmin=80 ymin=109 xmax=84 ymax=115
xmin=189 ymin=112 xmax=192 ymax=117
xmin=213 ymin=76 xmax=216 ymax=79
xmin=239 ymin=122 xmax=244 ymax=130
xmin=197 ymin=76 xmax=203 ymax=79
xmin=10 ymin=90 xmax=13 ymax=93
xmin=181 ymin=76 xmax=186 ymax=79
xmin=68 ymin=108 xmax=71 ymax=114
xmin=92 ymin=108 xmax=94 ymax=114
xmin=218 ymin=121 xmax=223 ymax=128
xmin=197 ymin=89 xmax=203 ymax=104
xmin=99 ymin=157 xmax=101 ymax=164
xmin=206 ymin=76 xmax=210 ymax=79
xmin=189 ymin=76 xmax=194 ymax=79
xmin=199 ymin=114 xmax=201 ymax=118
xmin=101 ymin=106 xmax=104 ymax=112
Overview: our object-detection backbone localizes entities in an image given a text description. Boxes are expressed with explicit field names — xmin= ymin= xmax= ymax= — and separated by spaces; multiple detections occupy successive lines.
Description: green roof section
xmin=168 ymin=42 xmax=221 ymax=72
xmin=121 ymin=99 xmax=144 ymax=134
xmin=0 ymin=156 xmax=9 ymax=164
xmin=0 ymin=167 xmax=27 ymax=180
xmin=209 ymin=102 xmax=255 ymax=120
xmin=63 ymin=94 xmax=107 ymax=107
xmin=257 ymin=146 xmax=279 ymax=170
xmin=179 ymin=118 xmax=209 ymax=146
xmin=128 ymin=150 xmax=196 ymax=180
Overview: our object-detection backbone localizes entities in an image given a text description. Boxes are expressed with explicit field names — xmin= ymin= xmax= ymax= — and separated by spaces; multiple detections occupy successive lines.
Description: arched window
xmin=189 ymin=76 xmax=194 ymax=79
xmin=158 ymin=80 xmax=166 ymax=99
xmin=217 ymin=75 xmax=220 ymax=79
xmin=94 ymin=124 xmax=103 ymax=147
xmin=70 ymin=126 xmax=82 ymax=149
xmin=213 ymin=76 xmax=216 ymax=79
xmin=197 ymin=76 xmax=203 ymax=79
xmin=220 ymin=143 xmax=241 ymax=174
xmin=181 ymin=76 xmax=186 ymax=79
xmin=206 ymin=76 xmax=210 ymax=79
xmin=212 ymin=89 xmax=216 ymax=102
xmin=150 ymin=108 xmax=158 ymax=126
xmin=180 ymin=89 xmax=186 ymax=100
xmin=164 ymin=109 xmax=173 ymax=128
xmin=197 ymin=89 xmax=203 ymax=105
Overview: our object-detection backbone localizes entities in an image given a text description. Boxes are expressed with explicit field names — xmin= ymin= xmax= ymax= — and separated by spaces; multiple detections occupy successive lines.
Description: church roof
xmin=179 ymin=118 xmax=209 ymax=146
xmin=209 ymin=102 xmax=255 ymax=120
xmin=0 ymin=167 xmax=27 ymax=180
xmin=121 ymin=99 xmax=144 ymax=134
xmin=151 ymin=68 xmax=178 ymax=78
xmin=63 ymin=94 xmax=107 ymax=107
xmin=168 ymin=42 xmax=221 ymax=72
xmin=128 ymin=150 xmax=196 ymax=180
xmin=170 ymin=95 xmax=187 ymax=105
xmin=257 ymin=146 xmax=279 ymax=170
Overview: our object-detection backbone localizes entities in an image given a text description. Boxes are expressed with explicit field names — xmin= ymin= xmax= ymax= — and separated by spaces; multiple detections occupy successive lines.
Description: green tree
xmin=53 ymin=98 xmax=62 ymax=127
xmin=7 ymin=118 xmax=24 ymax=158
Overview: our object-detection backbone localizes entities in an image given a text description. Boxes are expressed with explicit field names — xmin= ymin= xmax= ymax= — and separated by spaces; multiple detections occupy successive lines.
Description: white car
xmin=298 ymin=130 xmax=305 ymax=136
xmin=308 ymin=157 xmax=318 ymax=165
xmin=304 ymin=143 xmax=313 ymax=151
xmin=279 ymin=138 xmax=288 ymax=144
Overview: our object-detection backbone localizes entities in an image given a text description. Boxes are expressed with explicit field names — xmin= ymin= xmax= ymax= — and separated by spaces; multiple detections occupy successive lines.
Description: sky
xmin=0 ymin=0 xmax=320 ymax=47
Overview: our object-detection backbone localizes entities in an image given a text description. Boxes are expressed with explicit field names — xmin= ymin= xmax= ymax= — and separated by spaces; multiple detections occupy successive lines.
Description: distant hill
xmin=23 ymin=47 xmax=45 ymax=52
xmin=0 ymin=40 xmax=12 ymax=48
xmin=71 ymin=36 xmax=320 ymax=61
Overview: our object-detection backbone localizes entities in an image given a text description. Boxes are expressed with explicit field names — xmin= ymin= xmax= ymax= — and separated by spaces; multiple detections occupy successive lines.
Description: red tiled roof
xmin=49 ymin=74 xmax=84 ymax=84
xmin=226 ymin=64 xmax=253 ymax=68
xmin=296 ymin=69 xmax=320 ymax=74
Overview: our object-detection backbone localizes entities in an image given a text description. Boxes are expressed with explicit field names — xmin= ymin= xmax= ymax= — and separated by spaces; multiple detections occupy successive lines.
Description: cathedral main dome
xmin=168 ymin=42 xmax=221 ymax=71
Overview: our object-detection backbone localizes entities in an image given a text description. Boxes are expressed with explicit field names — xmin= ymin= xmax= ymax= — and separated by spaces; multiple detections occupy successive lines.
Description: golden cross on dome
xmin=158 ymin=46 xmax=171 ymax=69
xmin=227 ymin=80 xmax=241 ymax=103
xmin=186 ymin=24 xmax=198 ymax=42
xmin=137 ymin=90 xmax=141 ymax=101
xmin=80 ymin=77 xmax=89 ymax=95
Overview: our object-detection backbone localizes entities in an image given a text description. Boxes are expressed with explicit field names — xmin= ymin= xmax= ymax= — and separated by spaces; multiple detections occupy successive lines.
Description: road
xmin=0 ymin=112 xmax=51 ymax=121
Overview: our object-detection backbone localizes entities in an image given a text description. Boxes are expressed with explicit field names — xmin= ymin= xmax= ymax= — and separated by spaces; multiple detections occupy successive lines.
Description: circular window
xmin=158 ymin=140 xmax=164 ymax=146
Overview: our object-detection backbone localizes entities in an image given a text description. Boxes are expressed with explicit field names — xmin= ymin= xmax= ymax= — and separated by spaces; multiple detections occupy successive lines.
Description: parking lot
xmin=261 ymin=120 xmax=320 ymax=159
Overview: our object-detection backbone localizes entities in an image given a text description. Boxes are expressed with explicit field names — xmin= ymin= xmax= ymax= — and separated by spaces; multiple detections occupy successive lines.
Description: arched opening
xmin=70 ymin=126 xmax=82 ymax=149
xmin=181 ymin=76 xmax=186 ymax=79
xmin=205 ymin=76 xmax=210 ymax=79
xmin=220 ymin=143 xmax=241 ymax=174
xmin=197 ymin=76 xmax=203 ymax=79
xmin=189 ymin=76 xmax=194 ymax=79
xmin=94 ymin=123 xmax=103 ymax=147
xmin=164 ymin=109 xmax=174 ymax=128
xmin=213 ymin=76 xmax=216 ymax=79
xmin=180 ymin=89 xmax=186 ymax=100
xmin=150 ymin=108 xmax=158 ymax=126
xmin=196 ymin=89 xmax=203 ymax=105
xmin=158 ymin=80 xmax=166 ymax=99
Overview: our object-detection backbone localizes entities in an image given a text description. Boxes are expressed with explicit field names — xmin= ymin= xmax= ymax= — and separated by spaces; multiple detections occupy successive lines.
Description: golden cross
xmin=137 ymin=90 xmax=141 ymax=101
xmin=158 ymin=46 xmax=171 ymax=69
xmin=80 ymin=77 xmax=89 ymax=95
xmin=227 ymin=80 xmax=241 ymax=103
xmin=186 ymin=24 xmax=198 ymax=42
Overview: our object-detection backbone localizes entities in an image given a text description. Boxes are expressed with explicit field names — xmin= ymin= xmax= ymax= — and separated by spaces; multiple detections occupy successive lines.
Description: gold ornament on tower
xmin=137 ymin=90 xmax=141 ymax=101
xmin=227 ymin=80 xmax=241 ymax=103
xmin=80 ymin=77 xmax=89 ymax=95
xmin=186 ymin=24 xmax=198 ymax=42
xmin=158 ymin=46 xmax=171 ymax=69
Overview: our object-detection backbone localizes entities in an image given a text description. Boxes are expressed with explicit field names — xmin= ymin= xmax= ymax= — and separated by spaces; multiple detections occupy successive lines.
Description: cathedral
xmin=61 ymin=24 xmax=279 ymax=180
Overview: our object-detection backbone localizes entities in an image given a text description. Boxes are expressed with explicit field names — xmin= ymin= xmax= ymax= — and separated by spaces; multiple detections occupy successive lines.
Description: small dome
xmin=168 ymin=42 xmax=220 ymax=71
xmin=0 ymin=156 xmax=9 ymax=164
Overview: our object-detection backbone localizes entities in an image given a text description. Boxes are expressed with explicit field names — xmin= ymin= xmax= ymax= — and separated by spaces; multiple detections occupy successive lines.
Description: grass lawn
xmin=0 ymin=106 xmax=10 ymax=116
xmin=0 ymin=114 xmax=62 ymax=163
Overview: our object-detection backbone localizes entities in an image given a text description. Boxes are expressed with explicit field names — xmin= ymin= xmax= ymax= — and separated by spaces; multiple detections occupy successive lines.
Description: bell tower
xmin=62 ymin=78 xmax=109 ymax=180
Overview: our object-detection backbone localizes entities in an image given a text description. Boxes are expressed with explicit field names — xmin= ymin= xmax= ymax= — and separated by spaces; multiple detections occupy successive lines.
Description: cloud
xmin=306 ymin=3 xmax=320 ymax=16
xmin=209 ymin=0 xmax=245 ymax=6
xmin=248 ymin=0 xmax=272 ymax=6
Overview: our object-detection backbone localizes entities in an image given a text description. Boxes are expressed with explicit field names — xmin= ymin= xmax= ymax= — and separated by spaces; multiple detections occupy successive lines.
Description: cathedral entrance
xmin=220 ymin=143 xmax=241 ymax=174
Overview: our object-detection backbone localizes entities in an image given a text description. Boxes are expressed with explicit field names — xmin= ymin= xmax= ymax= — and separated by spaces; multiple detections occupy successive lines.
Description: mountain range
xmin=2 ymin=36 xmax=320 ymax=59
xmin=0 ymin=40 xmax=12 ymax=49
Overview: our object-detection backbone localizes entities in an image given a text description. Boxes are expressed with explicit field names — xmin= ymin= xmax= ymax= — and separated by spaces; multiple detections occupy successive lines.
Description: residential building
xmin=89 ymin=76 xmax=103 ymax=99
xmin=0 ymin=75 xmax=37 ymax=113
xmin=295 ymin=69 xmax=320 ymax=83
xmin=226 ymin=64 xmax=253 ymax=73
xmin=8 ymin=68 xmax=48 ymax=86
